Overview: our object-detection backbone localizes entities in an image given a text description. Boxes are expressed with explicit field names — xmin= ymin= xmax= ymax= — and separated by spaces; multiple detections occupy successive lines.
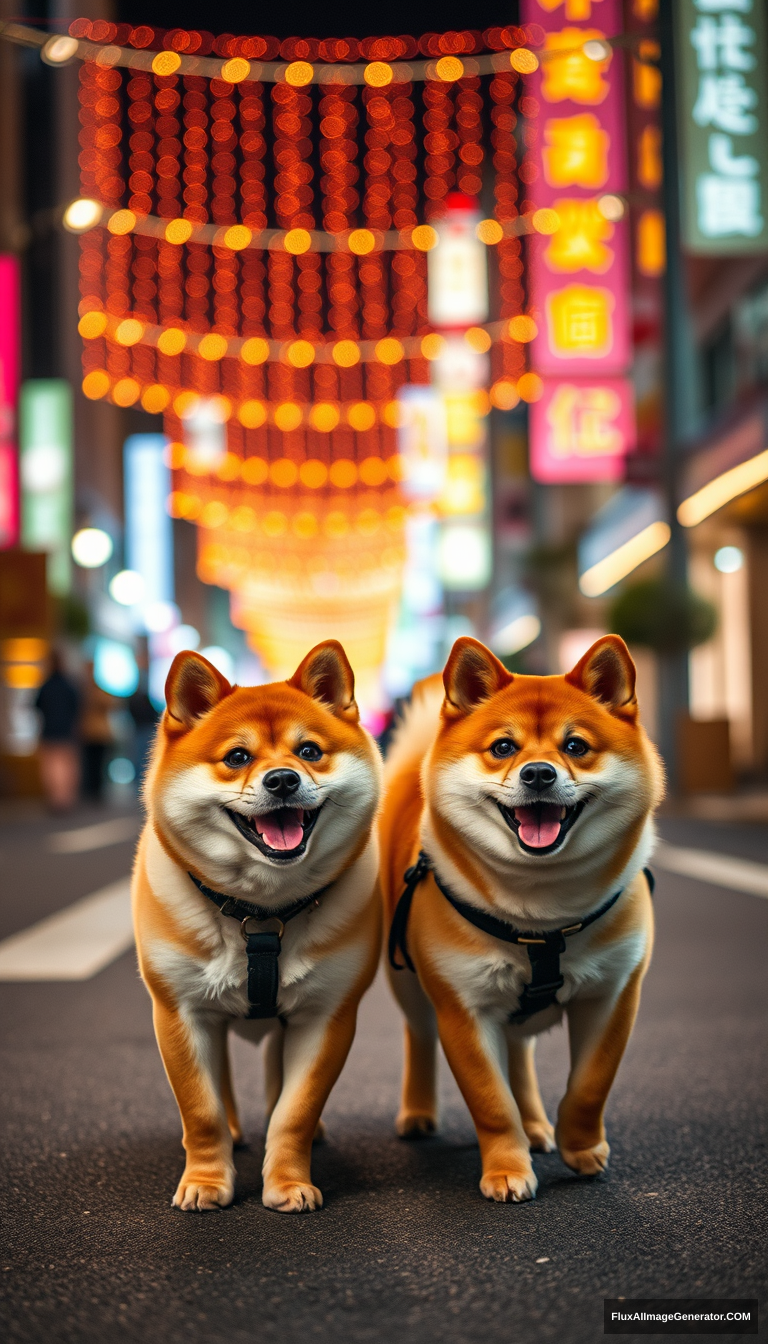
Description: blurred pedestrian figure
xmin=80 ymin=664 xmax=115 ymax=801
xmin=129 ymin=676 xmax=158 ymax=798
xmin=34 ymin=651 xmax=81 ymax=811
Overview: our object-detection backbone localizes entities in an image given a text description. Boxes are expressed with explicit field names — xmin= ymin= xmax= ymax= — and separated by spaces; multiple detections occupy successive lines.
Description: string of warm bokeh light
xmin=71 ymin=18 xmax=535 ymax=695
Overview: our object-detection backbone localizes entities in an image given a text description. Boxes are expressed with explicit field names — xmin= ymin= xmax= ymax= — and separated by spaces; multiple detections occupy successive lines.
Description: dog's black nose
xmin=520 ymin=761 xmax=558 ymax=791
xmin=263 ymin=768 xmax=301 ymax=799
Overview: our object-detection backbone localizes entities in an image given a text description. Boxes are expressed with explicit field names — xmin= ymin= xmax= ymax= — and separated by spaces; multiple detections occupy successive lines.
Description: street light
xmin=62 ymin=198 xmax=102 ymax=233
xmin=71 ymin=527 xmax=113 ymax=568
xmin=109 ymin=570 xmax=146 ymax=606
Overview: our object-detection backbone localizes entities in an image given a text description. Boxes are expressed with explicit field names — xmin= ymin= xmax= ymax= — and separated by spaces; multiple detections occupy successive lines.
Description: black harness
xmin=388 ymin=851 xmax=655 ymax=1024
xmin=188 ymin=872 xmax=331 ymax=1020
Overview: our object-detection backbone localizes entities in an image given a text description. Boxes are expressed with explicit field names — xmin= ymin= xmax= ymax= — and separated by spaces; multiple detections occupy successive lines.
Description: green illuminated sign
xmin=19 ymin=380 xmax=73 ymax=594
xmin=676 ymin=0 xmax=768 ymax=254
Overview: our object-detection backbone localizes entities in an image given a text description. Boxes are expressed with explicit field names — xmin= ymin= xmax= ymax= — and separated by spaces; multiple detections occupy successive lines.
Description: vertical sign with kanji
xmin=0 ymin=256 xmax=20 ymax=549
xmin=520 ymin=0 xmax=636 ymax=482
xmin=676 ymin=0 xmax=768 ymax=253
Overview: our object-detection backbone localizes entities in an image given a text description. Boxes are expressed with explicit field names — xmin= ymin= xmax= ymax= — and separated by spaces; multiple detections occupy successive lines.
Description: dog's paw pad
xmin=559 ymin=1140 xmax=610 ymax=1176
xmin=480 ymin=1169 xmax=537 ymax=1203
xmin=525 ymin=1121 xmax=556 ymax=1153
xmin=262 ymin=1181 xmax=323 ymax=1214
xmin=172 ymin=1175 xmax=234 ymax=1212
xmin=396 ymin=1111 xmax=437 ymax=1139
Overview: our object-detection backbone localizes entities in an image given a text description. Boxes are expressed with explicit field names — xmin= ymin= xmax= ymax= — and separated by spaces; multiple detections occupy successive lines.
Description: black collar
xmin=188 ymin=872 xmax=331 ymax=927
xmin=188 ymin=871 xmax=333 ymax=1020
xmin=388 ymin=851 xmax=654 ymax=1024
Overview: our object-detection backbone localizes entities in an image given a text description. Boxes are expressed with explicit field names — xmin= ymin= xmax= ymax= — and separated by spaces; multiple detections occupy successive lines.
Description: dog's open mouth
xmin=497 ymin=800 xmax=585 ymax=855
xmin=226 ymin=805 xmax=321 ymax=862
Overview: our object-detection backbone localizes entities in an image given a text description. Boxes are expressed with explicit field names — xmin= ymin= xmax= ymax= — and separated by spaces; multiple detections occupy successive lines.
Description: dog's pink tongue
xmin=515 ymin=804 xmax=562 ymax=848
xmin=259 ymin=809 xmax=304 ymax=851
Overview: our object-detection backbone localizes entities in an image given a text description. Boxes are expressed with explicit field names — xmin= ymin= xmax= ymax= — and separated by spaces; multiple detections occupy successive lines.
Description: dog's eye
xmin=564 ymin=736 xmax=589 ymax=757
xmin=297 ymin=742 xmax=323 ymax=762
xmin=224 ymin=748 xmax=251 ymax=768
xmin=489 ymin=738 xmax=517 ymax=759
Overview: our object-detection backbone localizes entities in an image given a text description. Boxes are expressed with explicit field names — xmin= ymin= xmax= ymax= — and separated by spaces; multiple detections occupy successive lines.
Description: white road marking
xmin=655 ymin=842 xmax=768 ymax=899
xmin=0 ymin=879 xmax=133 ymax=980
xmin=47 ymin=816 xmax=139 ymax=853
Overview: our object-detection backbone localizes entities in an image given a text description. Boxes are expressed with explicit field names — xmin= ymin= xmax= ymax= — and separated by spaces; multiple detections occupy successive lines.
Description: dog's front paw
xmin=172 ymin=1168 xmax=235 ymax=1211
xmin=480 ymin=1167 xmax=537 ymax=1203
xmin=559 ymin=1139 xmax=610 ymax=1176
xmin=524 ymin=1119 xmax=556 ymax=1153
xmin=396 ymin=1109 xmax=437 ymax=1139
xmin=262 ymin=1181 xmax=323 ymax=1213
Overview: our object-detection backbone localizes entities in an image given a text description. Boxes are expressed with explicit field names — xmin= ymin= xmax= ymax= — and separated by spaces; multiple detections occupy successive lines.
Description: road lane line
xmin=47 ymin=816 xmax=139 ymax=853
xmin=655 ymin=842 xmax=768 ymax=899
xmin=0 ymin=879 xmax=134 ymax=980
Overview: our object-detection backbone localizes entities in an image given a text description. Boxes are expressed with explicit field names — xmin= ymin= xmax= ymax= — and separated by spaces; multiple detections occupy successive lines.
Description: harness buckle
xmin=517 ymin=936 xmax=547 ymax=945
xmin=240 ymin=915 xmax=285 ymax=942
xmin=560 ymin=923 xmax=582 ymax=934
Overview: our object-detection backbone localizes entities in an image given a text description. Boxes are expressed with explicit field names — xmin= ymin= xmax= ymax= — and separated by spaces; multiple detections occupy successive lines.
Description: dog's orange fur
xmin=133 ymin=641 xmax=381 ymax=1212
xmin=380 ymin=636 xmax=663 ymax=1200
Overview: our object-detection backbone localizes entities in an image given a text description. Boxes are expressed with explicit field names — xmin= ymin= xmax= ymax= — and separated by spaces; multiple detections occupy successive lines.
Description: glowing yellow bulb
xmin=510 ymin=48 xmax=539 ymax=73
xmin=329 ymin=459 xmax=357 ymax=489
xmin=107 ymin=209 xmax=137 ymax=236
xmin=532 ymin=208 xmax=560 ymax=235
xmin=421 ymin=333 xmax=446 ymax=360
xmin=490 ymin=380 xmax=520 ymax=411
xmin=465 ymin=327 xmax=492 ymax=353
xmin=332 ymin=340 xmax=360 ymax=368
xmin=157 ymin=327 xmax=187 ymax=356
xmin=173 ymin=391 xmax=199 ymax=418
xmin=82 ymin=370 xmax=110 ymax=400
xmin=299 ymin=459 xmax=329 ymax=487
xmin=375 ymin=337 xmax=405 ymax=366
xmin=141 ymin=384 xmax=170 ymax=413
xmin=309 ymin=402 xmax=340 ymax=432
xmin=348 ymin=228 xmax=376 ymax=256
xmin=112 ymin=377 xmax=141 ymax=407
xmin=63 ymin=198 xmax=102 ymax=232
xmin=286 ymin=340 xmax=315 ymax=368
xmin=283 ymin=228 xmax=312 ymax=254
xmin=152 ymin=51 xmax=182 ymax=76
xmin=165 ymin=218 xmax=193 ymax=245
xmin=273 ymin=403 xmax=303 ymax=433
xmin=347 ymin=402 xmax=377 ymax=432
xmin=114 ymin=318 xmax=144 ymax=347
xmin=221 ymin=57 xmax=250 ymax=83
xmin=223 ymin=224 xmax=252 ymax=251
xmin=476 ymin=218 xmax=503 ymax=245
xmin=516 ymin=372 xmax=544 ymax=403
xmin=359 ymin=456 xmax=388 ymax=487
xmin=241 ymin=337 xmax=270 ymax=365
xmin=42 ymin=35 xmax=79 ymax=64
xmin=284 ymin=61 xmax=314 ymax=87
xmin=238 ymin=400 xmax=268 ymax=429
xmin=78 ymin=311 xmax=108 ymax=339
xmin=293 ymin=511 xmax=318 ymax=539
xmin=411 ymin=225 xmax=439 ymax=251
xmin=263 ymin=511 xmax=288 ymax=537
xmin=508 ymin=315 xmax=538 ymax=343
xmin=435 ymin=56 xmax=464 ymax=82
xmin=382 ymin=402 xmax=401 ymax=428
xmin=198 ymin=333 xmax=228 ymax=361
xmin=364 ymin=62 xmax=393 ymax=87
xmin=208 ymin=394 xmax=232 ymax=422
xmin=241 ymin=456 xmax=269 ymax=484
xmin=199 ymin=501 xmax=228 ymax=529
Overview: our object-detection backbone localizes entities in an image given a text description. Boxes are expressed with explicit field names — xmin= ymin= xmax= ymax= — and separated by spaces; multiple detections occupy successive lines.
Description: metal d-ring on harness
xmin=188 ymin=872 xmax=331 ymax=1020
xmin=388 ymin=851 xmax=655 ymax=1024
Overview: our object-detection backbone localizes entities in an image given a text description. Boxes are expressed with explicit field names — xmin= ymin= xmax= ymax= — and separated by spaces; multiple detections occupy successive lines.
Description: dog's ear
xmin=443 ymin=637 xmax=513 ymax=717
xmin=565 ymin=635 xmax=637 ymax=717
xmin=165 ymin=651 xmax=233 ymax=729
xmin=287 ymin=640 xmax=359 ymax=722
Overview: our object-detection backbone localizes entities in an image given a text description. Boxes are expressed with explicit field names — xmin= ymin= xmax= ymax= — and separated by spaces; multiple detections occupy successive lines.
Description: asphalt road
xmin=1 ymin=803 xmax=766 ymax=1344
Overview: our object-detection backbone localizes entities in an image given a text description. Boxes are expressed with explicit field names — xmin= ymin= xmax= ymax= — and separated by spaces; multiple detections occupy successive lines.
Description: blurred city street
xmin=1 ymin=800 xmax=766 ymax=1344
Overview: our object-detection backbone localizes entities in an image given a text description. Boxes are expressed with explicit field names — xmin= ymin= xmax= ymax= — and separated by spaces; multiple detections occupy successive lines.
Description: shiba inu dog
xmin=380 ymin=635 xmax=663 ymax=1203
xmin=133 ymin=641 xmax=382 ymax=1213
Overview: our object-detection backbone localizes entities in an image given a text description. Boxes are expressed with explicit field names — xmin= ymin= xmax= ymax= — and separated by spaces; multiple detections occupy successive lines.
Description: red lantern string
xmin=272 ymin=83 xmax=314 ymax=231
xmin=319 ymin=87 xmax=359 ymax=236
xmin=389 ymin=87 xmax=418 ymax=231
xmin=154 ymin=75 xmax=182 ymax=219
xmin=455 ymin=80 xmax=484 ymax=197
xmin=182 ymin=77 xmax=210 ymax=225
xmin=268 ymin=251 xmax=295 ymax=339
xmin=489 ymin=72 xmax=518 ymax=224
xmin=327 ymin=252 xmax=358 ymax=338
xmin=210 ymin=76 xmax=238 ymax=226
xmin=239 ymin=84 xmax=267 ymax=231
xmin=296 ymin=252 xmax=322 ymax=340
xmin=363 ymin=89 xmax=393 ymax=231
xmin=422 ymin=80 xmax=457 ymax=214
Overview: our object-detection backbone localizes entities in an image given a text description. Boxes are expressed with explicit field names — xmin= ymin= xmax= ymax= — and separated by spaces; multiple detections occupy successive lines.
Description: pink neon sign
xmin=0 ymin=255 xmax=20 ymax=549
xmin=521 ymin=0 xmax=631 ymax=378
xmin=529 ymin=376 xmax=636 ymax=483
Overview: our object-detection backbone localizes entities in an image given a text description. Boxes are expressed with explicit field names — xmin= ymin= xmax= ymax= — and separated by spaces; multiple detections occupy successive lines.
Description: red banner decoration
xmin=529 ymin=374 xmax=635 ymax=482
